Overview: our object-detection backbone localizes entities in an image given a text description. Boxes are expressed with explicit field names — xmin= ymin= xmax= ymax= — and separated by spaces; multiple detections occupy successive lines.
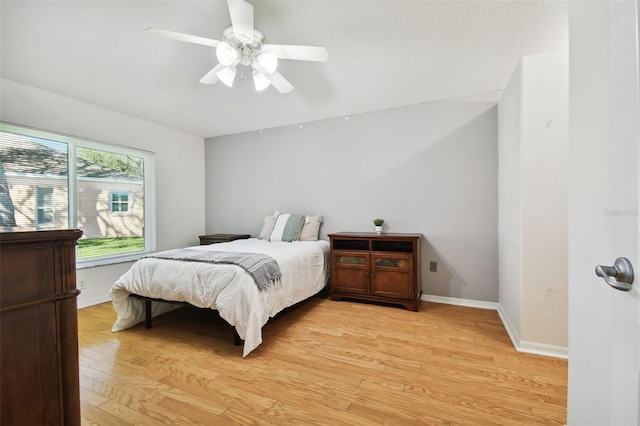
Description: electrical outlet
xmin=429 ymin=261 xmax=437 ymax=272
xmin=78 ymin=280 xmax=86 ymax=289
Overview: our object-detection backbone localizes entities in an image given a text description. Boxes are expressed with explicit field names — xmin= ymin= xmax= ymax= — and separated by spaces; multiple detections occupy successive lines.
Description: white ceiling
xmin=0 ymin=1 xmax=568 ymax=139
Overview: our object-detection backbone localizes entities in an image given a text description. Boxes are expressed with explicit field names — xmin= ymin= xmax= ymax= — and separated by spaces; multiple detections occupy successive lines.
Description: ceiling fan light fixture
xmin=216 ymin=42 xmax=238 ymax=66
xmin=149 ymin=0 xmax=328 ymax=94
xmin=217 ymin=66 xmax=237 ymax=87
xmin=257 ymin=52 xmax=278 ymax=74
xmin=252 ymin=69 xmax=270 ymax=91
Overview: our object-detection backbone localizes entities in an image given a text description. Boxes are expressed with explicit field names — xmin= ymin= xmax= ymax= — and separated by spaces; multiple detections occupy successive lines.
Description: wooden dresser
xmin=328 ymin=232 xmax=422 ymax=311
xmin=0 ymin=229 xmax=83 ymax=425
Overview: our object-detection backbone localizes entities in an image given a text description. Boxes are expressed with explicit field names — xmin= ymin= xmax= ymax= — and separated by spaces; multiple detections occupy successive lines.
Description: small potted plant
xmin=373 ymin=218 xmax=385 ymax=233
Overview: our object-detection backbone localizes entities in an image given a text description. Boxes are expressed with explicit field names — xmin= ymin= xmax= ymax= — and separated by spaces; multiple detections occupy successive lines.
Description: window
xmin=0 ymin=123 xmax=155 ymax=267
xmin=36 ymin=187 xmax=54 ymax=225
xmin=111 ymin=192 xmax=129 ymax=213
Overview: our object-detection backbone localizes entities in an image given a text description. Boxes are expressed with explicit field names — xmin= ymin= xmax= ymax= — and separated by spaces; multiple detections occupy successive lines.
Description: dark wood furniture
xmin=328 ymin=232 xmax=422 ymax=311
xmin=0 ymin=229 xmax=83 ymax=426
xmin=199 ymin=233 xmax=251 ymax=245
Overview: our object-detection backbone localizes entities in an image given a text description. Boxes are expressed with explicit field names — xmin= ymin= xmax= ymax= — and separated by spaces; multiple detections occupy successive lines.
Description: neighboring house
xmin=0 ymin=162 xmax=17 ymax=227
xmin=0 ymin=137 xmax=143 ymax=239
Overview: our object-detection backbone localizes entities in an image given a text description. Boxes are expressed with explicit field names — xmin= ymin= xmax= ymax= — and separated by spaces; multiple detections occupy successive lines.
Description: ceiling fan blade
xmin=262 ymin=44 xmax=328 ymax=62
xmin=147 ymin=27 xmax=220 ymax=48
xmin=264 ymin=70 xmax=294 ymax=94
xmin=253 ymin=61 xmax=293 ymax=93
xmin=199 ymin=63 xmax=226 ymax=84
xmin=227 ymin=0 xmax=254 ymax=44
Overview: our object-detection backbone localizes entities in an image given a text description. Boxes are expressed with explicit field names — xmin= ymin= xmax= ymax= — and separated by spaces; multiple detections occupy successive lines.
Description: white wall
xmin=498 ymin=50 xmax=569 ymax=355
xmin=0 ymin=78 xmax=206 ymax=307
xmin=520 ymin=51 xmax=569 ymax=347
xmin=205 ymin=93 xmax=499 ymax=302
xmin=498 ymin=60 xmax=523 ymax=341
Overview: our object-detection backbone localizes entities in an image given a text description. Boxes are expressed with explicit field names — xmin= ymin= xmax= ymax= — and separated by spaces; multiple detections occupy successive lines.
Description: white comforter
xmin=110 ymin=238 xmax=330 ymax=356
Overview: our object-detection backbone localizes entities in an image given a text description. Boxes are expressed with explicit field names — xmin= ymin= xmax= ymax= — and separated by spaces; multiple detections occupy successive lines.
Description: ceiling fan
xmin=147 ymin=0 xmax=328 ymax=93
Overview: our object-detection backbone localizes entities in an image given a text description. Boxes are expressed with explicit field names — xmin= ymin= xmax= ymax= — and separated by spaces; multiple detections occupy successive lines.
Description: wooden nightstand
xmin=199 ymin=233 xmax=251 ymax=245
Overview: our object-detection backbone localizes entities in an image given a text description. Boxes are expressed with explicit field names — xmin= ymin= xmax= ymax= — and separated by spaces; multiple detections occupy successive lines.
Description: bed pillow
xmin=300 ymin=215 xmax=323 ymax=241
xmin=269 ymin=213 xmax=306 ymax=242
xmin=258 ymin=214 xmax=278 ymax=240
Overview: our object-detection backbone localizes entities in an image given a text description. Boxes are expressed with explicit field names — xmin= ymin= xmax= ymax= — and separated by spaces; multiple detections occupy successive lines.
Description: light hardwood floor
xmin=78 ymin=296 xmax=567 ymax=425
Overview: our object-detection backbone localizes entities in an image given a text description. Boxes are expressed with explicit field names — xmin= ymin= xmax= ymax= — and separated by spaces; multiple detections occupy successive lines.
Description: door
xmin=567 ymin=1 xmax=640 ymax=424
xmin=332 ymin=251 xmax=370 ymax=295
xmin=370 ymin=252 xmax=414 ymax=299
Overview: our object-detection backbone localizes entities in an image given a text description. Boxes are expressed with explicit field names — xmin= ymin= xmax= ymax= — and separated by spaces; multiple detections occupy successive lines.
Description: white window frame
xmin=110 ymin=191 xmax=130 ymax=214
xmin=1 ymin=122 xmax=156 ymax=268
xmin=35 ymin=187 xmax=54 ymax=226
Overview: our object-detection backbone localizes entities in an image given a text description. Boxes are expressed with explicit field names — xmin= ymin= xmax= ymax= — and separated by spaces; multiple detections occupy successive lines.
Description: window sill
xmin=77 ymin=252 xmax=147 ymax=269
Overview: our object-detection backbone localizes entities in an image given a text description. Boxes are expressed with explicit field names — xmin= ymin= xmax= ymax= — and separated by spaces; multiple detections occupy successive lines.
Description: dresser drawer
xmin=0 ymin=247 xmax=55 ymax=304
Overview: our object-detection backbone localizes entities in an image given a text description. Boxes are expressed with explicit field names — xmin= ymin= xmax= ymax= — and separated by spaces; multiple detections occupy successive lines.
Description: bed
xmin=110 ymin=237 xmax=330 ymax=357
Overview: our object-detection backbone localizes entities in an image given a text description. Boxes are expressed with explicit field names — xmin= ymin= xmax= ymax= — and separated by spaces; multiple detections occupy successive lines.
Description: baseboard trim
xmin=517 ymin=340 xmax=568 ymax=359
xmin=495 ymin=303 xmax=520 ymax=352
xmin=421 ymin=294 xmax=498 ymax=310
xmin=78 ymin=294 xmax=112 ymax=309
xmin=424 ymin=294 xmax=568 ymax=359
xmin=495 ymin=304 xmax=568 ymax=359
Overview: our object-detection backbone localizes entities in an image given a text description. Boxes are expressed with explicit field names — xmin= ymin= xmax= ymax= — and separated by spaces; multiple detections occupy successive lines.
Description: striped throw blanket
xmin=146 ymin=248 xmax=281 ymax=291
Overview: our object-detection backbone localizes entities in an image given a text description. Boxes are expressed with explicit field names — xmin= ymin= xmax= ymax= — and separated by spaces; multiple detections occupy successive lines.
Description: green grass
xmin=78 ymin=237 xmax=144 ymax=258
